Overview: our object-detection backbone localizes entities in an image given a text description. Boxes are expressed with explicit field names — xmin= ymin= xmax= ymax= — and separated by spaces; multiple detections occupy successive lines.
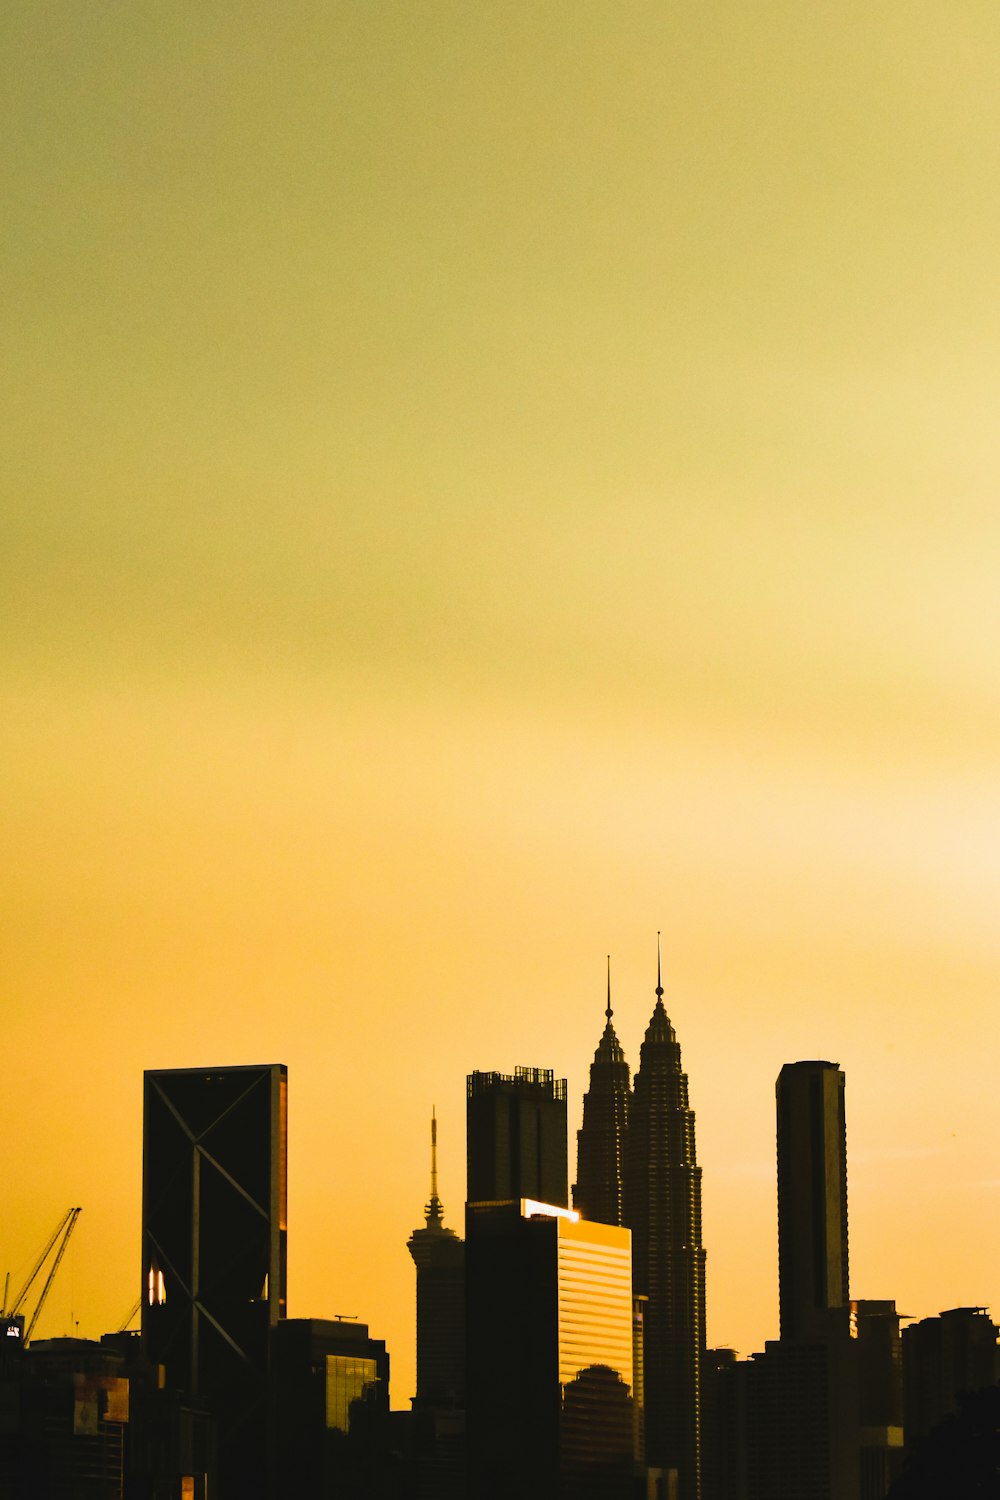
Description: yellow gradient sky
xmin=3 ymin=3 xmax=998 ymax=1400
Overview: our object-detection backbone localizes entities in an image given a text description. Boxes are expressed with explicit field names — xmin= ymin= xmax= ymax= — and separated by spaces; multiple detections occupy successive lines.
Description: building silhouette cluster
xmin=1 ymin=946 xmax=997 ymax=1498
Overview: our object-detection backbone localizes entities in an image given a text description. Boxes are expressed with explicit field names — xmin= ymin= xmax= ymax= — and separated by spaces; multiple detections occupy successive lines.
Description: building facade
xmin=465 ymin=1198 xmax=636 ymax=1500
xmin=270 ymin=1318 xmax=391 ymax=1500
xmin=141 ymin=1063 xmax=288 ymax=1500
xmin=776 ymin=1061 xmax=849 ymax=1342
xmin=466 ymin=1067 xmax=568 ymax=1207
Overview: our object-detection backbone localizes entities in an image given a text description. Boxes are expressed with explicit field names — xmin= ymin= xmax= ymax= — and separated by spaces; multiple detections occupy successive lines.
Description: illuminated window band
xmin=521 ymin=1199 xmax=580 ymax=1223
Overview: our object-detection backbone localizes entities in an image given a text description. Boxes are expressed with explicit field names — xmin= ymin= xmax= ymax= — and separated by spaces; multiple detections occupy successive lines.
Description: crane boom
xmin=23 ymin=1207 xmax=82 ymax=1344
xmin=6 ymin=1207 xmax=78 ymax=1316
xmin=5 ymin=1207 xmax=82 ymax=1344
xmin=117 ymin=1295 xmax=141 ymax=1332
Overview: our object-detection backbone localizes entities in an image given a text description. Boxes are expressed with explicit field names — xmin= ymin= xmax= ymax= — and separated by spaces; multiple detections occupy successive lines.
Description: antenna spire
xmin=424 ymin=1108 xmax=444 ymax=1228
xmin=656 ymin=931 xmax=663 ymax=999
xmin=606 ymin=955 xmax=613 ymax=1021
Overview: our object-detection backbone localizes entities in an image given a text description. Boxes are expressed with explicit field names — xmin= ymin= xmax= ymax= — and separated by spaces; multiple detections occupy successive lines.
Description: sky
xmin=3 ymin=1 xmax=999 ymax=1402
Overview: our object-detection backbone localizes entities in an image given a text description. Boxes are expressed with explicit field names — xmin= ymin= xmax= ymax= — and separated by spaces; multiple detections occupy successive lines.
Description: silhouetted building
xmin=737 ymin=1301 xmax=904 ymax=1500
xmin=623 ymin=955 xmax=705 ymax=1500
xmin=574 ymin=966 xmax=630 ymax=1227
xmin=742 ymin=1318 xmax=861 ymax=1500
xmin=466 ymin=1067 xmax=568 ymax=1207
xmin=407 ymin=1111 xmax=465 ymax=1499
xmin=465 ymin=1198 xmax=636 ymax=1500
xmin=700 ymin=1348 xmax=738 ymax=1500
xmin=776 ymin=1061 xmax=849 ymax=1342
xmin=101 ymin=1328 xmax=218 ymax=1500
xmin=270 ymin=1318 xmax=391 ymax=1500
xmin=854 ymin=1300 xmax=904 ymax=1499
xmin=885 ymin=1383 xmax=1000 ymax=1500
xmin=142 ymin=1063 xmax=287 ymax=1500
xmin=723 ymin=1063 xmax=868 ymax=1500
xmin=902 ymin=1305 xmax=1000 ymax=1446
xmin=0 ymin=1337 xmax=130 ymax=1500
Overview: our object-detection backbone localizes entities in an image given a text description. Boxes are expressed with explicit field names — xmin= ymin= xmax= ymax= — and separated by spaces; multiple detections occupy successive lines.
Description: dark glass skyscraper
xmin=270 ymin=1317 xmax=390 ymax=1500
xmin=466 ymin=1067 xmax=568 ymax=1207
xmin=142 ymin=1063 xmax=287 ymax=1500
xmin=623 ymin=957 xmax=705 ymax=1500
xmin=573 ymin=966 xmax=630 ymax=1226
xmin=776 ymin=1060 xmax=849 ymax=1341
xmin=465 ymin=1198 xmax=636 ymax=1500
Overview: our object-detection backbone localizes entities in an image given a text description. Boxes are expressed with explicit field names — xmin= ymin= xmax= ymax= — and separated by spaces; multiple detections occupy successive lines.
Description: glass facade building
xmin=270 ymin=1318 xmax=390 ymax=1500
xmin=465 ymin=1198 xmax=636 ymax=1500
xmin=141 ymin=1063 xmax=288 ymax=1500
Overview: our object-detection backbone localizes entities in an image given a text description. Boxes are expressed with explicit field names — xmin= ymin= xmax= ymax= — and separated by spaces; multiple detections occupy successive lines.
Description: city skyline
xmin=4 ymin=966 xmax=994 ymax=1413
xmin=4 ymin=0 xmax=999 ymax=1414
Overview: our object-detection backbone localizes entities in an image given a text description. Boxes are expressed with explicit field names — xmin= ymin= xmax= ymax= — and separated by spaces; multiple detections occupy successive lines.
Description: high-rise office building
xmin=466 ymin=1066 xmax=568 ymax=1207
xmin=465 ymin=1197 xmax=636 ymax=1500
xmin=623 ymin=953 xmax=705 ymax=1500
xmin=270 ymin=1318 xmax=390 ymax=1500
xmin=776 ymin=1061 xmax=849 ymax=1341
xmin=573 ymin=965 xmax=630 ymax=1227
xmin=142 ymin=1063 xmax=287 ymax=1500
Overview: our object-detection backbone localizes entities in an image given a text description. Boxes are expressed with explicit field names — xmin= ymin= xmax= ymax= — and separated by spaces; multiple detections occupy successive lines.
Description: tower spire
xmin=425 ymin=1107 xmax=444 ymax=1228
xmin=656 ymin=930 xmax=663 ymax=999
xmin=574 ymin=956 xmax=630 ymax=1225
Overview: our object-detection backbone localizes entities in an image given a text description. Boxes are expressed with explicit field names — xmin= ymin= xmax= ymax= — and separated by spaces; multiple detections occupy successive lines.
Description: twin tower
xmin=575 ymin=959 xmax=706 ymax=1500
xmin=411 ymin=952 xmax=706 ymax=1500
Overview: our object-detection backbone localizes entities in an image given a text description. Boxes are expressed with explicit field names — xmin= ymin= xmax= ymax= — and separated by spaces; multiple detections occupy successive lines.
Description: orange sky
xmin=3 ymin=2 xmax=998 ymax=1402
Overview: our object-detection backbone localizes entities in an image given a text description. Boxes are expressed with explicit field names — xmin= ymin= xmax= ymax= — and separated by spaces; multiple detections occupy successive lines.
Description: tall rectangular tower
xmin=466 ymin=1067 xmax=568 ymax=1206
xmin=142 ymin=1063 xmax=288 ymax=1499
xmin=776 ymin=1060 xmax=849 ymax=1341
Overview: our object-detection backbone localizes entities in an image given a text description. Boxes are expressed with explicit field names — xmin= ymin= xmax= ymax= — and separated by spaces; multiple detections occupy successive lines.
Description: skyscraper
xmin=776 ymin=1060 xmax=849 ymax=1341
xmin=623 ymin=950 xmax=705 ymax=1500
xmin=573 ymin=962 xmax=630 ymax=1227
xmin=142 ymin=1063 xmax=287 ymax=1500
xmin=466 ymin=1066 xmax=568 ymax=1207
xmin=270 ymin=1317 xmax=390 ymax=1499
xmin=465 ymin=1197 xmax=636 ymax=1500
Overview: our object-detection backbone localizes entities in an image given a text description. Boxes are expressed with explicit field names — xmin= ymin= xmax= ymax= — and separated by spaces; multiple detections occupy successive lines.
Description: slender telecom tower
xmin=573 ymin=959 xmax=630 ymax=1226
xmin=407 ymin=1110 xmax=465 ymax=1403
xmin=623 ymin=940 xmax=705 ymax=1500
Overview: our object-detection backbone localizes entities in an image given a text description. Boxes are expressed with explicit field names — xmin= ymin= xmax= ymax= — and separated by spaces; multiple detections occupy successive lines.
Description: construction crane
xmin=116 ymin=1295 xmax=141 ymax=1332
xmin=3 ymin=1206 xmax=82 ymax=1345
